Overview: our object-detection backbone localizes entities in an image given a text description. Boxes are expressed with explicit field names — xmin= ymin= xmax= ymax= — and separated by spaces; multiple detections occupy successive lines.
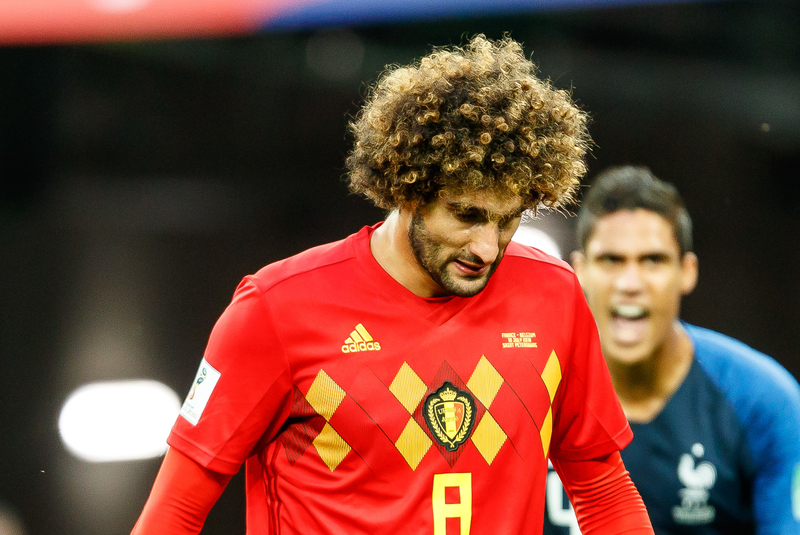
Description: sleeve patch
xmin=179 ymin=358 xmax=222 ymax=425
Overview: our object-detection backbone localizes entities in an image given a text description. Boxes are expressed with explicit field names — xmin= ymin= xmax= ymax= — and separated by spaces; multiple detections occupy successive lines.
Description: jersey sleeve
xmin=554 ymin=451 xmax=653 ymax=534
xmin=690 ymin=324 xmax=800 ymax=534
xmin=735 ymin=353 xmax=800 ymax=534
xmin=167 ymin=276 xmax=294 ymax=475
xmin=548 ymin=277 xmax=632 ymax=462
xmin=751 ymin=383 xmax=800 ymax=535
xmin=130 ymin=448 xmax=231 ymax=535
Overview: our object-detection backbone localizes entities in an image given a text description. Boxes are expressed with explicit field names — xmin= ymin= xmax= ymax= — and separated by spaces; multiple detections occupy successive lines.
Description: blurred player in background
xmin=131 ymin=36 xmax=654 ymax=534
xmin=543 ymin=165 xmax=800 ymax=534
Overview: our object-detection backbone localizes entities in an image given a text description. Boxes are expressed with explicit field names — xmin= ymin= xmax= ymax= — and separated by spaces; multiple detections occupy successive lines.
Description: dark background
xmin=1 ymin=1 xmax=799 ymax=533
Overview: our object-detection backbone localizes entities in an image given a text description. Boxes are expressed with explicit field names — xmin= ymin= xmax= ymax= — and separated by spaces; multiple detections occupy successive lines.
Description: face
xmin=572 ymin=209 xmax=697 ymax=365
xmin=407 ymin=189 xmax=523 ymax=297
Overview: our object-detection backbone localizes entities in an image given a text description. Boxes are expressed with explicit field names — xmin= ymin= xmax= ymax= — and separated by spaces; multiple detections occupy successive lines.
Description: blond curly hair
xmin=346 ymin=34 xmax=591 ymax=211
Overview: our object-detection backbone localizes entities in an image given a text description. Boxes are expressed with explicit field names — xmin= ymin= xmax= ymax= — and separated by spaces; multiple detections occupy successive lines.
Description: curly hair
xmin=346 ymin=34 xmax=591 ymax=211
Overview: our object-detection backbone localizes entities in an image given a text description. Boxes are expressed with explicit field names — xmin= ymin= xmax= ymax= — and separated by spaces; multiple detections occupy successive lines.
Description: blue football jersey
xmin=543 ymin=324 xmax=800 ymax=535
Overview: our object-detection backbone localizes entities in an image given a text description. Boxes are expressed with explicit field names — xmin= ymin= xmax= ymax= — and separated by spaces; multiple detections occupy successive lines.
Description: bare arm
xmin=131 ymin=448 xmax=232 ymax=535
xmin=553 ymin=451 xmax=653 ymax=534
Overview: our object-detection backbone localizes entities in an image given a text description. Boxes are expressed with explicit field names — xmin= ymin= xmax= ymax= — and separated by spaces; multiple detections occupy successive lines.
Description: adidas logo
xmin=341 ymin=323 xmax=381 ymax=353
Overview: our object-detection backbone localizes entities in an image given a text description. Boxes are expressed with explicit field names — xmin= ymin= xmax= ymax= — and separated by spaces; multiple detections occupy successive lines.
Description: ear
xmin=570 ymin=250 xmax=586 ymax=284
xmin=680 ymin=252 xmax=698 ymax=296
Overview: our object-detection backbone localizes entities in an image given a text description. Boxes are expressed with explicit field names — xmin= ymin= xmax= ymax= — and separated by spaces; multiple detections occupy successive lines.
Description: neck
xmin=607 ymin=320 xmax=694 ymax=423
xmin=370 ymin=210 xmax=441 ymax=298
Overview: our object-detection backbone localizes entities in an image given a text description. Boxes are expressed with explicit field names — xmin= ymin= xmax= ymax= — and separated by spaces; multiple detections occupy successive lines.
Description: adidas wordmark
xmin=342 ymin=323 xmax=381 ymax=353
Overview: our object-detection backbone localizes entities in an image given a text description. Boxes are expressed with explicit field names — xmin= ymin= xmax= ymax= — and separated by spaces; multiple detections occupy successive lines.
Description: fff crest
xmin=423 ymin=382 xmax=476 ymax=452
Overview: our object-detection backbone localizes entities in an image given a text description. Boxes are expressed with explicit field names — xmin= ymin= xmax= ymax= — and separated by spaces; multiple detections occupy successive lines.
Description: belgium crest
xmin=423 ymin=382 xmax=476 ymax=452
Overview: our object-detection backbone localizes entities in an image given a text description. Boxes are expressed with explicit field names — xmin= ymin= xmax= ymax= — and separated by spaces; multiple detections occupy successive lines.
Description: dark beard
xmin=408 ymin=210 xmax=499 ymax=298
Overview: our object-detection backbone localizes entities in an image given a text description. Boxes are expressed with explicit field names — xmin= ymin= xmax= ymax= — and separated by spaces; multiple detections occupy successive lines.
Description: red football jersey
xmin=168 ymin=223 xmax=632 ymax=534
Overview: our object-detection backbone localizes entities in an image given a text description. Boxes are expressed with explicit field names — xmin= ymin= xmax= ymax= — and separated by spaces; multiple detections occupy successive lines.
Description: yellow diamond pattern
xmin=471 ymin=412 xmax=507 ymax=465
xmin=466 ymin=355 xmax=504 ymax=408
xmin=541 ymin=350 xmax=562 ymax=403
xmin=302 ymin=355 xmax=555 ymax=471
xmin=313 ymin=423 xmax=352 ymax=471
xmin=540 ymin=406 xmax=553 ymax=457
xmin=306 ymin=370 xmax=346 ymax=421
xmin=395 ymin=418 xmax=433 ymax=470
xmin=389 ymin=362 xmax=428 ymax=414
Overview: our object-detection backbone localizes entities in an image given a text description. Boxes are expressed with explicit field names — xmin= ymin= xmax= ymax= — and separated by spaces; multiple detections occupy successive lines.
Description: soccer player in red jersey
xmin=131 ymin=35 xmax=653 ymax=535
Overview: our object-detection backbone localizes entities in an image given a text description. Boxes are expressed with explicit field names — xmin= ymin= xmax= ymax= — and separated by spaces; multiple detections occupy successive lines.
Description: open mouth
xmin=609 ymin=304 xmax=649 ymax=345
xmin=612 ymin=304 xmax=648 ymax=320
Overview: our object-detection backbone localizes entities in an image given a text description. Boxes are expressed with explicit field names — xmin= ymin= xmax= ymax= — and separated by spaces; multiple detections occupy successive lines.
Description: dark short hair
xmin=576 ymin=165 xmax=693 ymax=255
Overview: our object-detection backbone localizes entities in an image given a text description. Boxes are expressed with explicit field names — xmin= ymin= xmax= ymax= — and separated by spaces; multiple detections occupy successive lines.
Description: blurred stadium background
xmin=1 ymin=0 xmax=798 ymax=533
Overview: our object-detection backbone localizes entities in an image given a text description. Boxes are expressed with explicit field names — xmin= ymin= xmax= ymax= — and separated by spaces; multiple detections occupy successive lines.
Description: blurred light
xmin=58 ymin=380 xmax=180 ymax=462
xmin=89 ymin=0 xmax=153 ymax=13
xmin=512 ymin=225 xmax=562 ymax=259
